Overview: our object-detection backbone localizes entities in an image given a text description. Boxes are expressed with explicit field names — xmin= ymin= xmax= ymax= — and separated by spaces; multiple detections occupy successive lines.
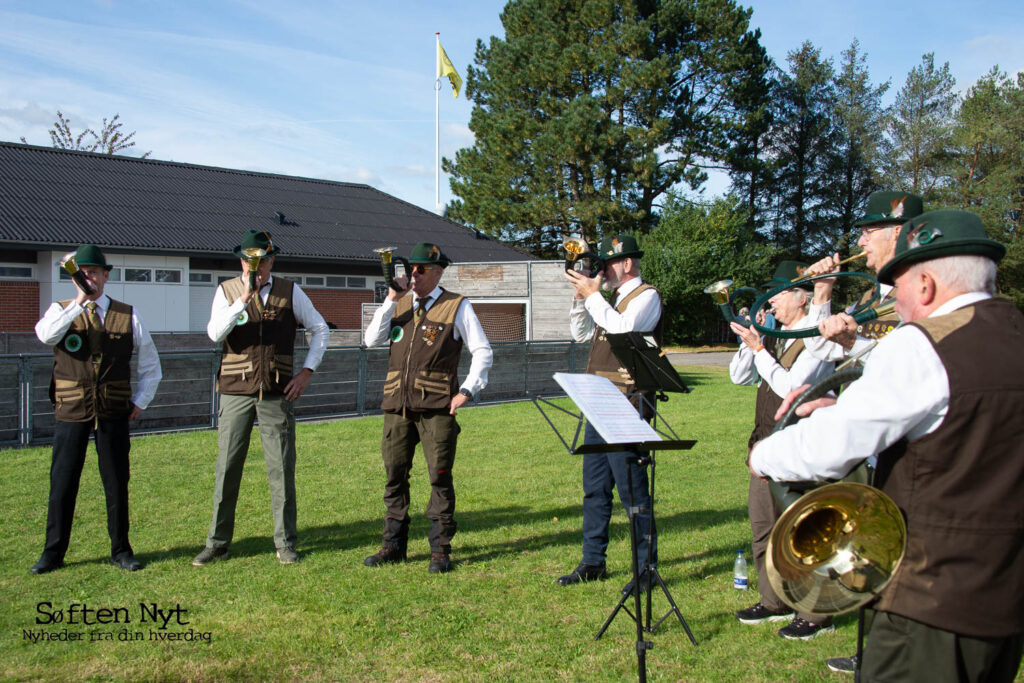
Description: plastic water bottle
xmin=733 ymin=549 xmax=748 ymax=590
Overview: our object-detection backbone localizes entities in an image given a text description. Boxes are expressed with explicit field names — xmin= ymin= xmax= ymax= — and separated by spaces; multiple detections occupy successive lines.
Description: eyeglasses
xmin=411 ymin=264 xmax=439 ymax=274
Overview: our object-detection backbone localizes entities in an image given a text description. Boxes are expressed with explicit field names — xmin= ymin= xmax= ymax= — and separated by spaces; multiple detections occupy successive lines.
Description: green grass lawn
xmin=3 ymin=365 xmax=1015 ymax=681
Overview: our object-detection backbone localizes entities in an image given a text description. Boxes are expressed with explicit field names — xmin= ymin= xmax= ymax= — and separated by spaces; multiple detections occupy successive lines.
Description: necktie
xmin=86 ymin=301 xmax=102 ymax=370
xmin=254 ymin=285 xmax=265 ymax=317
xmin=415 ymin=295 xmax=431 ymax=322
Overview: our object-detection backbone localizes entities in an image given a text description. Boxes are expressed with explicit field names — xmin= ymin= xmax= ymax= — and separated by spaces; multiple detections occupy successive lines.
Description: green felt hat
xmin=232 ymin=229 xmax=281 ymax=258
xmin=762 ymin=260 xmax=812 ymax=291
xmin=877 ymin=209 xmax=1006 ymax=285
xmin=854 ymin=191 xmax=924 ymax=227
xmin=595 ymin=234 xmax=643 ymax=261
xmin=408 ymin=242 xmax=450 ymax=267
xmin=74 ymin=244 xmax=111 ymax=271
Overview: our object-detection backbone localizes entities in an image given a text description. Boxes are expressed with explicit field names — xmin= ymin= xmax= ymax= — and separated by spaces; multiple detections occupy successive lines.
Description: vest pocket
xmin=54 ymin=386 xmax=86 ymax=404
xmin=414 ymin=374 xmax=450 ymax=395
xmin=593 ymin=370 xmax=633 ymax=392
xmin=383 ymin=370 xmax=401 ymax=396
xmin=105 ymin=381 xmax=132 ymax=406
xmin=272 ymin=355 xmax=294 ymax=375
xmin=221 ymin=353 xmax=254 ymax=378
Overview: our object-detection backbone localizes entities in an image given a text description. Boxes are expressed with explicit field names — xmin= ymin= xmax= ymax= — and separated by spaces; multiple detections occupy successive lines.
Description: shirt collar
xmin=614 ymin=276 xmax=642 ymax=304
xmin=87 ymin=294 xmax=110 ymax=312
xmin=930 ymin=291 xmax=992 ymax=317
xmin=414 ymin=285 xmax=443 ymax=306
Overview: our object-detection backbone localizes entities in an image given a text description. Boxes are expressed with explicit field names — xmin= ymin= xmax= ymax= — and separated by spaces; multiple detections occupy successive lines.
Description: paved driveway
xmin=666 ymin=351 xmax=734 ymax=367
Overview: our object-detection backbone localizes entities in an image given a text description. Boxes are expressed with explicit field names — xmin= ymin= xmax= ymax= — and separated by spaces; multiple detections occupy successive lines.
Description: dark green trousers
xmin=380 ymin=410 xmax=459 ymax=552
xmin=207 ymin=393 xmax=297 ymax=550
xmin=862 ymin=610 xmax=1024 ymax=682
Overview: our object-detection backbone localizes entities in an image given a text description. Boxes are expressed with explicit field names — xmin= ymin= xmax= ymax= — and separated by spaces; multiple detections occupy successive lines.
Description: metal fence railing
xmin=0 ymin=340 xmax=589 ymax=447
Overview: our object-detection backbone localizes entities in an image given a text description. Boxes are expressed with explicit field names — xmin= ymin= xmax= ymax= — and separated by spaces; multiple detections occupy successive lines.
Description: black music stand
xmin=595 ymin=334 xmax=697 ymax=648
xmin=532 ymin=350 xmax=697 ymax=683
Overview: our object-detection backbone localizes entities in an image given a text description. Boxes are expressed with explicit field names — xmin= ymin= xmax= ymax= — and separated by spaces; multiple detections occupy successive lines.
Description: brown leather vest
xmin=217 ymin=276 xmax=297 ymax=396
xmin=873 ymin=297 xmax=1024 ymax=637
xmin=49 ymin=298 xmax=135 ymax=422
xmin=584 ymin=283 xmax=663 ymax=412
xmin=380 ymin=289 xmax=465 ymax=414
xmin=747 ymin=337 xmax=806 ymax=449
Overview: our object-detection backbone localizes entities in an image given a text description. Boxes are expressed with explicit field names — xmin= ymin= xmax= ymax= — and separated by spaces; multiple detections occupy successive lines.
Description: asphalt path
xmin=666 ymin=351 xmax=734 ymax=367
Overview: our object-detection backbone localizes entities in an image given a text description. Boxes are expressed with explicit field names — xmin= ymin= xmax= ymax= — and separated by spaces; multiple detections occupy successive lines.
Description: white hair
xmin=908 ymin=254 xmax=997 ymax=295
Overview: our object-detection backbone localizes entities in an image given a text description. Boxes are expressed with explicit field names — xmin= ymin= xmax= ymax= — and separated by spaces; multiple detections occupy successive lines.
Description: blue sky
xmin=1 ymin=1 xmax=1021 ymax=214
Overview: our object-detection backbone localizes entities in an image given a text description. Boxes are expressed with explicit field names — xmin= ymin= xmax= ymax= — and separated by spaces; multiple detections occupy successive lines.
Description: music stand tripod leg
xmin=594 ymin=449 xmax=652 ymax=683
xmin=642 ymin=452 xmax=698 ymax=645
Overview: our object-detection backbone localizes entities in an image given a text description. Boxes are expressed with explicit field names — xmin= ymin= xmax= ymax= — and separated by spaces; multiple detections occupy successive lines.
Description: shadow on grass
xmin=118 ymin=501 xmax=749 ymax=575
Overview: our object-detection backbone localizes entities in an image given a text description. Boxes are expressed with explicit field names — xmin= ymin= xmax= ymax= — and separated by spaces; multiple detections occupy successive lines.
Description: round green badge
xmin=390 ymin=326 xmax=404 ymax=342
xmin=64 ymin=334 xmax=83 ymax=352
xmin=237 ymin=310 xmax=249 ymax=325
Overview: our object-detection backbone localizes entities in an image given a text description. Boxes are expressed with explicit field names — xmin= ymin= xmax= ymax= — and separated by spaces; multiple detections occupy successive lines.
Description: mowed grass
xmin=3 ymin=365 xmax=1008 ymax=682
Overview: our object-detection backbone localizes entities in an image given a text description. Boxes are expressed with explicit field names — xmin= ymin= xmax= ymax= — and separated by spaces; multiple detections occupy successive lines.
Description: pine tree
xmin=764 ymin=42 xmax=841 ymax=258
xmin=885 ymin=53 xmax=956 ymax=197
xmin=444 ymin=0 xmax=768 ymax=256
xmin=830 ymin=39 xmax=889 ymax=240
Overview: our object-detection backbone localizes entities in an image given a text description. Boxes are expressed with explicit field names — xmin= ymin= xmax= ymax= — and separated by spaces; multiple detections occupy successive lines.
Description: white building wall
xmin=38 ymin=251 xmax=191 ymax=331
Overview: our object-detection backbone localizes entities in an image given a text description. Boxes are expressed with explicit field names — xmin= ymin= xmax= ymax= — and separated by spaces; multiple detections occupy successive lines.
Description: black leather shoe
xmin=622 ymin=569 xmax=652 ymax=596
xmin=363 ymin=546 xmax=407 ymax=567
xmin=111 ymin=555 xmax=142 ymax=571
xmin=557 ymin=562 xmax=607 ymax=586
xmin=429 ymin=551 xmax=452 ymax=574
xmin=30 ymin=557 xmax=64 ymax=575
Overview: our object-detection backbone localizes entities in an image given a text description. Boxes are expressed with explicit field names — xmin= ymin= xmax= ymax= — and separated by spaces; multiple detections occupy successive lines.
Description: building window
xmin=60 ymin=267 xmax=121 ymax=282
xmin=305 ymin=276 xmax=324 ymax=287
xmin=0 ymin=265 xmax=32 ymax=278
xmin=217 ymin=275 xmax=234 ymax=284
xmin=325 ymin=276 xmax=346 ymax=288
xmin=155 ymin=269 xmax=182 ymax=283
xmin=347 ymin=276 xmax=367 ymax=289
xmin=190 ymin=272 xmax=212 ymax=283
xmin=124 ymin=268 xmax=152 ymax=282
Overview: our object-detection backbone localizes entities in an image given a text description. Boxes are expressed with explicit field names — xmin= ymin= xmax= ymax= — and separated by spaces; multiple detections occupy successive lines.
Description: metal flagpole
xmin=435 ymin=32 xmax=441 ymax=214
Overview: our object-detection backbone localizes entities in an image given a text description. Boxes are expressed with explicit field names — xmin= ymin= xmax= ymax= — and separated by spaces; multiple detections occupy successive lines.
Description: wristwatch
xmin=458 ymin=388 xmax=473 ymax=400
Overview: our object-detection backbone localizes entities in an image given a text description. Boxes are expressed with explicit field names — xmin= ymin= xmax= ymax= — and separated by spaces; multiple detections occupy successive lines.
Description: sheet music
xmin=553 ymin=372 xmax=660 ymax=444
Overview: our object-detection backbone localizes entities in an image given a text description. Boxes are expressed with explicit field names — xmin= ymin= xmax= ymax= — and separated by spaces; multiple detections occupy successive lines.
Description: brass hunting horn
xmin=703 ymin=279 xmax=759 ymax=325
xmin=765 ymin=368 xmax=907 ymax=615
xmin=374 ymin=247 xmax=411 ymax=293
xmin=749 ymin=270 xmax=884 ymax=340
xmin=58 ymin=252 xmax=95 ymax=295
xmin=562 ymin=236 xmax=603 ymax=278
xmin=241 ymin=247 xmax=267 ymax=292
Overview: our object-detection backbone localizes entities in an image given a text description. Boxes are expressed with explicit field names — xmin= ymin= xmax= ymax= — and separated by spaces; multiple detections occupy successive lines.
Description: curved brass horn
xmin=562 ymin=236 xmax=603 ymax=277
xmin=704 ymin=279 xmax=759 ymax=325
xmin=374 ymin=247 xmax=411 ymax=293
xmin=766 ymin=482 xmax=906 ymax=615
xmin=59 ymin=252 xmax=95 ymax=295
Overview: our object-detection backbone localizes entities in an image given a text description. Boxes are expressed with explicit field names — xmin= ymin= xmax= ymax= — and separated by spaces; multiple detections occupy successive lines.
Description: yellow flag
xmin=437 ymin=41 xmax=462 ymax=98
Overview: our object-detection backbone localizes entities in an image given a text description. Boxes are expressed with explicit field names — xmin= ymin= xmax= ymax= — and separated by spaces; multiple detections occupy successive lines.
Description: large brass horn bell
xmin=241 ymin=247 xmax=267 ymax=291
xmin=766 ymin=482 xmax=906 ymax=615
xmin=562 ymin=236 xmax=603 ymax=278
xmin=374 ymin=247 xmax=411 ymax=293
xmin=703 ymin=279 xmax=758 ymax=325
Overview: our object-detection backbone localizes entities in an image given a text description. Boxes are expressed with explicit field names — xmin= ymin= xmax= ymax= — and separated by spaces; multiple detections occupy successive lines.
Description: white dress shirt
xmin=749 ymin=292 xmax=992 ymax=482
xmin=207 ymin=275 xmax=329 ymax=372
xmin=363 ymin=285 xmax=493 ymax=398
xmin=805 ymin=283 xmax=896 ymax=363
xmin=568 ymin=276 xmax=662 ymax=342
xmin=729 ymin=312 xmax=835 ymax=398
xmin=35 ymin=294 xmax=163 ymax=410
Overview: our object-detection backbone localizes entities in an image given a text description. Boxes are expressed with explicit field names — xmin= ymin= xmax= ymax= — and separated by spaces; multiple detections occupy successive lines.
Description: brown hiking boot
xmin=363 ymin=545 xmax=406 ymax=567
xmin=429 ymin=551 xmax=452 ymax=573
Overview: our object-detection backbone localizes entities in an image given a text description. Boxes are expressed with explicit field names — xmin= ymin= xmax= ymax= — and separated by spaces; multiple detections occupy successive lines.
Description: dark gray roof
xmin=0 ymin=141 xmax=532 ymax=264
